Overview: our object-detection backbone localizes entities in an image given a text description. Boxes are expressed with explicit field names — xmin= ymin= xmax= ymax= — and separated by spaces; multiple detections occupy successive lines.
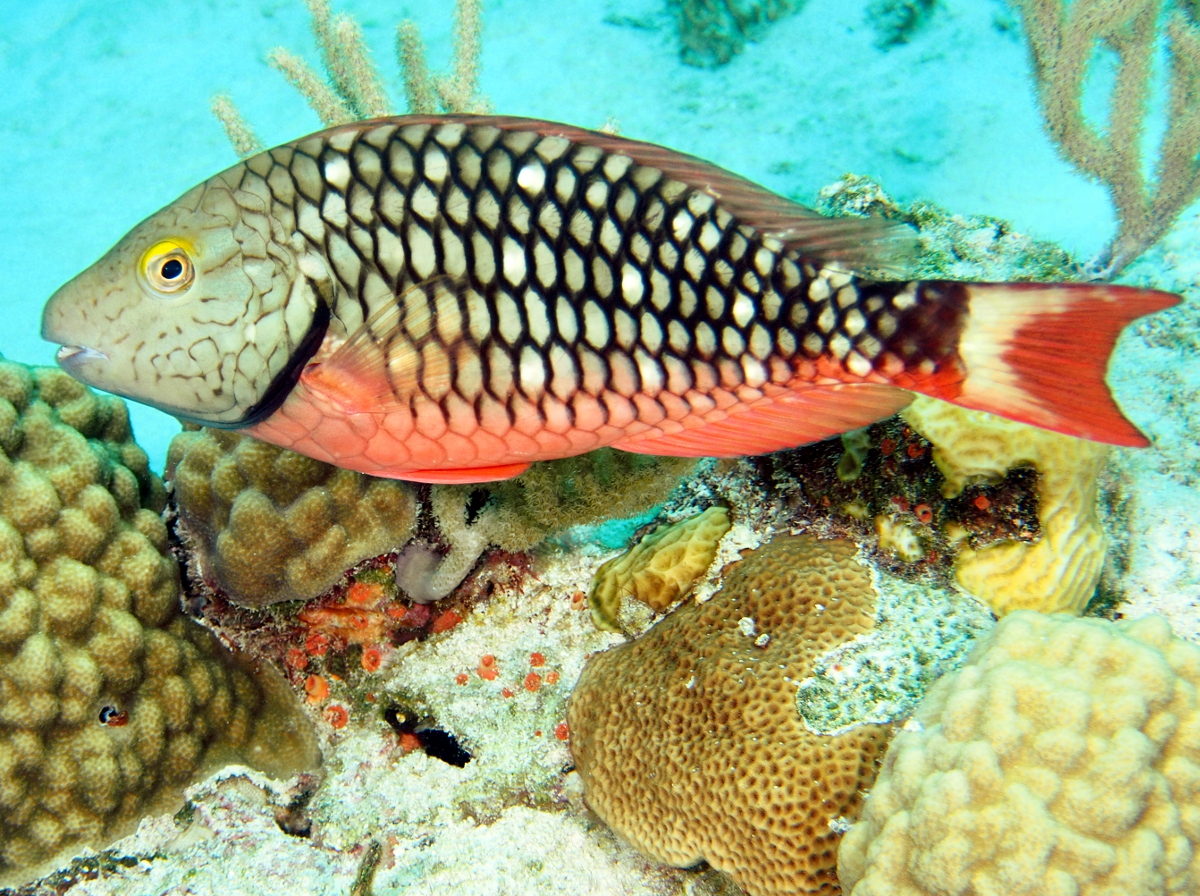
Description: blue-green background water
xmin=1 ymin=0 xmax=1122 ymax=473
xmin=4 ymin=4 xmax=1200 ymax=891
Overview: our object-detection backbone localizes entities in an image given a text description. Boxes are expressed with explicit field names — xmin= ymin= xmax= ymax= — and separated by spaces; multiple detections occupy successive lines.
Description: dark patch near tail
xmin=884 ymin=280 xmax=971 ymax=392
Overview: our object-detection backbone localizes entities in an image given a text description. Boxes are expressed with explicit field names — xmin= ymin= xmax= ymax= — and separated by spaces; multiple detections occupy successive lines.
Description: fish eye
xmin=140 ymin=241 xmax=195 ymax=294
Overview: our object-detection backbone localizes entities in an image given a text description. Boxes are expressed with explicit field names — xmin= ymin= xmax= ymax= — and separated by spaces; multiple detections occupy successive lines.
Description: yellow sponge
xmin=902 ymin=396 xmax=1109 ymax=615
xmin=588 ymin=506 xmax=730 ymax=631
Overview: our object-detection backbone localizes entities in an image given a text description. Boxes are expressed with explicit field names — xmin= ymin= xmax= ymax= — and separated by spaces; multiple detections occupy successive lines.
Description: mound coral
xmin=901 ymin=395 xmax=1109 ymax=615
xmin=167 ymin=428 xmax=418 ymax=608
xmin=568 ymin=535 xmax=892 ymax=896
xmin=0 ymin=358 xmax=319 ymax=886
xmin=588 ymin=505 xmax=731 ymax=631
xmin=838 ymin=610 xmax=1200 ymax=896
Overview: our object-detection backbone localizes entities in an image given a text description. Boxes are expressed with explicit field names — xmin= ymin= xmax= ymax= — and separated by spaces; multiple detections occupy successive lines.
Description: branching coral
xmin=568 ymin=536 xmax=891 ymax=896
xmin=166 ymin=428 xmax=417 ymax=609
xmin=839 ymin=610 xmax=1200 ymax=896
xmin=1011 ymin=0 xmax=1200 ymax=274
xmin=212 ymin=0 xmax=490 ymax=156
xmin=0 ymin=358 xmax=318 ymax=886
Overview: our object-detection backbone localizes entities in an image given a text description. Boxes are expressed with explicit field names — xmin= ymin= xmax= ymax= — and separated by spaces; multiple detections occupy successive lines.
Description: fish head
xmin=42 ymin=171 xmax=324 ymax=426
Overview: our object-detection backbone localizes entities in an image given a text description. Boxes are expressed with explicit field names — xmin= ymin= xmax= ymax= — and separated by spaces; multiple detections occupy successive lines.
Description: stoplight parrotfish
xmin=43 ymin=115 xmax=1176 ymax=484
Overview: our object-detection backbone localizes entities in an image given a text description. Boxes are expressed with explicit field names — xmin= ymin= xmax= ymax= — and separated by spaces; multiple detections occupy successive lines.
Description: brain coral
xmin=568 ymin=536 xmax=892 ymax=896
xmin=0 ymin=359 xmax=319 ymax=886
xmin=902 ymin=395 xmax=1109 ymax=615
xmin=838 ymin=610 xmax=1200 ymax=896
xmin=588 ymin=505 xmax=731 ymax=631
xmin=167 ymin=428 xmax=418 ymax=608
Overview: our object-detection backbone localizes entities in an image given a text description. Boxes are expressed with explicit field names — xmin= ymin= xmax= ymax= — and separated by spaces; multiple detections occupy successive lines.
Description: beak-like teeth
xmin=56 ymin=345 xmax=106 ymax=363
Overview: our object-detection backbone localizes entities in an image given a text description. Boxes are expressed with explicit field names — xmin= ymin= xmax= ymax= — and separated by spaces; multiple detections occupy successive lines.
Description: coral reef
xmin=814 ymin=173 xmax=1077 ymax=281
xmin=902 ymin=395 xmax=1110 ymax=615
xmin=838 ymin=611 xmax=1200 ymax=896
xmin=568 ymin=536 xmax=892 ymax=896
xmin=669 ymin=0 xmax=806 ymax=67
xmin=867 ymin=0 xmax=938 ymax=48
xmin=437 ymin=450 xmax=699 ymax=555
xmin=0 ymin=358 xmax=319 ymax=886
xmin=391 ymin=451 xmax=695 ymax=606
xmin=588 ymin=505 xmax=731 ymax=631
xmin=167 ymin=428 xmax=417 ymax=609
xmin=796 ymin=567 xmax=994 ymax=735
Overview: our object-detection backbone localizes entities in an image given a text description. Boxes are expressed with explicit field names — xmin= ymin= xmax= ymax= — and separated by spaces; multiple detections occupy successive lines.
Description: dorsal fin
xmin=322 ymin=114 xmax=918 ymax=276
xmin=300 ymin=276 xmax=469 ymax=414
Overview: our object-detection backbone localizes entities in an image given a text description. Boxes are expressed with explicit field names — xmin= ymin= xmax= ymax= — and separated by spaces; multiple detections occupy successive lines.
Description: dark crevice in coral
xmin=2 ymin=850 xmax=151 ymax=896
xmin=732 ymin=416 xmax=1041 ymax=586
xmin=464 ymin=488 xmax=492 ymax=524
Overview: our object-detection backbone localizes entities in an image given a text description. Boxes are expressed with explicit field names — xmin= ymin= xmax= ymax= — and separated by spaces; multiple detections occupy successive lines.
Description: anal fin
xmin=389 ymin=462 xmax=532 ymax=484
xmin=612 ymin=384 xmax=914 ymax=457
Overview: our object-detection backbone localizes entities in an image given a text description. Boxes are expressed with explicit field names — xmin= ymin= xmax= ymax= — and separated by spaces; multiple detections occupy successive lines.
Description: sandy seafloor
xmin=1 ymin=0 xmax=1198 ymax=894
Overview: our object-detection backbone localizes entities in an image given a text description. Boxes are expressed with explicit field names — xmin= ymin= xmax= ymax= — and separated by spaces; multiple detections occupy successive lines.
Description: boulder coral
xmin=0 ymin=359 xmax=319 ymax=886
xmin=568 ymin=535 xmax=891 ymax=896
xmin=838 ymin=610 xmax=1200 ymax=896
xmin=167 ymin=428 xmax=418 ymax=608
xmin=901 ymin=395 xmax=1110 ymax=615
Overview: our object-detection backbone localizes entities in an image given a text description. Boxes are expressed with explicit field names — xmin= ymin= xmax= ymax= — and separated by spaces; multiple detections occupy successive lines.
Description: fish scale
xmin=43 ymin=115 xmax=1179 ymax=483
xmin=249 ymin=120 xmax=957 ymax=463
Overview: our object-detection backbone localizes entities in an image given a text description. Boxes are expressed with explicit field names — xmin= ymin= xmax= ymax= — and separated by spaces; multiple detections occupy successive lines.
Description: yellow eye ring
xmin=140 ymin=241 xmax=195 ymax=294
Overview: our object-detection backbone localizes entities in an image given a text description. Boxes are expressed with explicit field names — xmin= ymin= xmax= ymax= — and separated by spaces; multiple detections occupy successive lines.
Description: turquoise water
xmin=5 ymin=3 xmax=1198 ymax=892
xmin=2 ymin=0 xmax=1118 ymax=474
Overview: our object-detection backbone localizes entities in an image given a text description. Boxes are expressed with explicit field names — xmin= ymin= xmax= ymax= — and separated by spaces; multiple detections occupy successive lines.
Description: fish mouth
xmin=54 ymin=344 xmax=107 ymax=373
xmin=54 ymin=343 xmax=108 ymax=379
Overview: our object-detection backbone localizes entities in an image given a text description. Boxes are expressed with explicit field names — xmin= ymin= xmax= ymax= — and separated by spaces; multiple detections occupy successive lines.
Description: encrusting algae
xmin=0 ymin=356 xmax=319 ymax=887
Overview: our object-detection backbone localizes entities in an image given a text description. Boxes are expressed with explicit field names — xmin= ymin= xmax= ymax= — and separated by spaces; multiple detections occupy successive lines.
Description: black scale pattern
xmin=237 ymin=120 xmax=969 ymax=434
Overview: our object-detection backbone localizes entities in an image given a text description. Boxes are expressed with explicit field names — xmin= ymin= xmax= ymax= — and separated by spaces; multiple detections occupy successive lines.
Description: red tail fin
xmin=940 ymin=282 xmax=1177 ymax=447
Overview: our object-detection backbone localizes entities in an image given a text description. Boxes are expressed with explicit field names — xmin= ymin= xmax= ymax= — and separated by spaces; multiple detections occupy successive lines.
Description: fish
xmin=43 ymin=114 xmax=1177 ymax=484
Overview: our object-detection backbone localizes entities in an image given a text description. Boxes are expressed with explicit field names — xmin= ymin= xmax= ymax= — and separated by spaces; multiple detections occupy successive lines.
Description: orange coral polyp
xmin=345 ymin=580 xmax=385 ymax=606
xmin=299 ymin=605 xmax=390 ymax=646
xmin=477 ymin=654 xmax=499 ymax=680
xmin=361 ymin=646 xmax=383 ymax=672
xmin=324 ymin=704 xmax=349 ymax=729
xmin=304 ymin=674 xmax=329 ymax=704
xmin=430 ymin=609 xmax=462 ymax=633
